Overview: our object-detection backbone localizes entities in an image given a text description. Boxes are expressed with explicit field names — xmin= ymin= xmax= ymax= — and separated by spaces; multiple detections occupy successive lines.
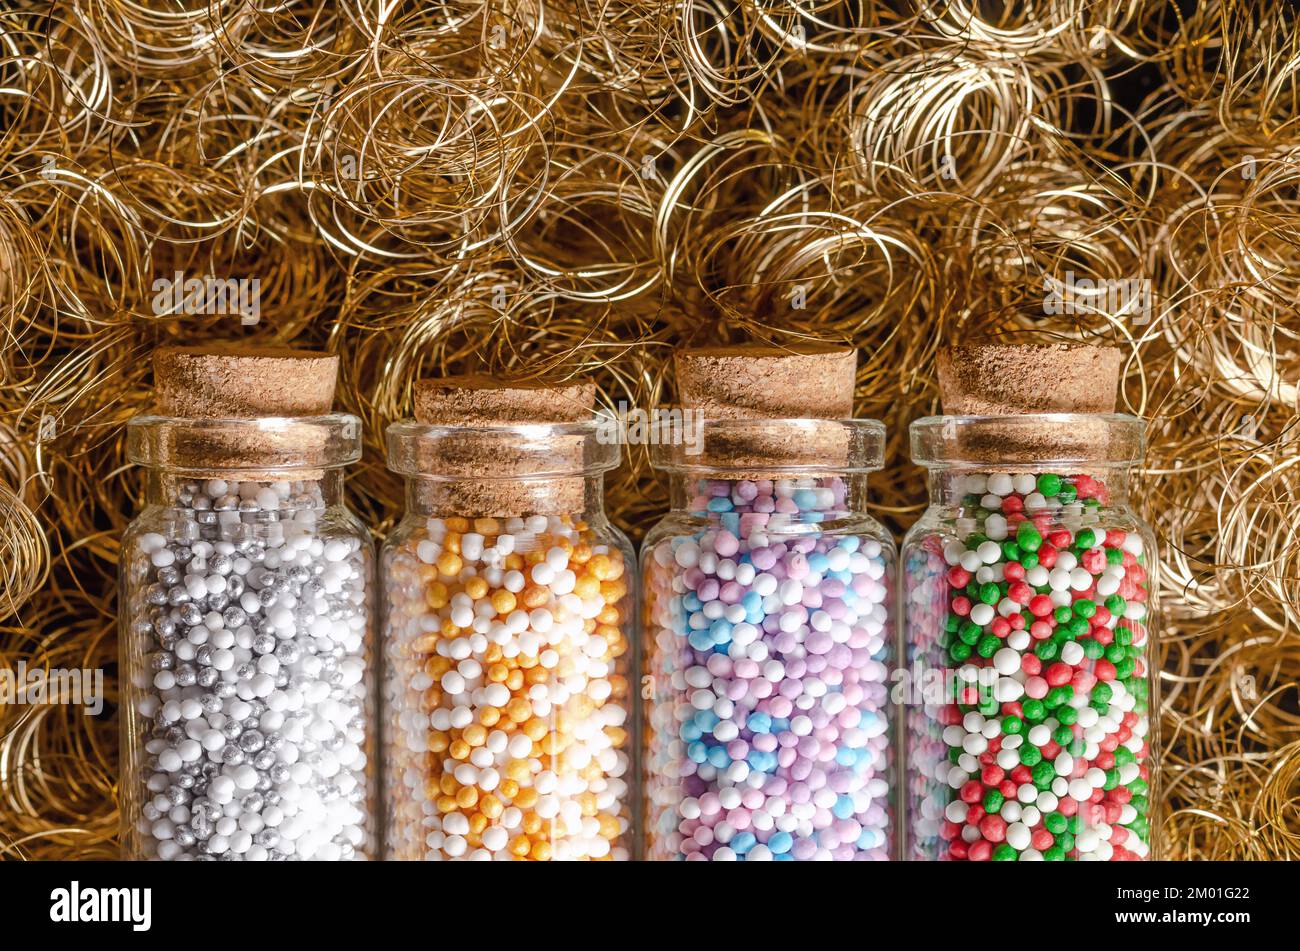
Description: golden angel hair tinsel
xmin=0 ymin=0 xmax=1297 ymax=859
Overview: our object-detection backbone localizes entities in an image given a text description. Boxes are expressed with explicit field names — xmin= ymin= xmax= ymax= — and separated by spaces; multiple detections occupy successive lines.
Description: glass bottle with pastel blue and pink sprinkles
xmin=640 ymin=345 xmax=896 ymax=861
xmin=902 ymin=344 xmax=1159 ymax=862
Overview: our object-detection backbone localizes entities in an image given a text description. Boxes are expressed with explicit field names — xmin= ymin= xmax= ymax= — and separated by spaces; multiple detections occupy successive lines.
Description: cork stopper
xmin=413 ymin=375 xmax=595 ymax=426
xmin=672 ymin=344 xmax=858 ymax=474
xmin=405 ymin=375 xmax=599 ymax=518
xmin=937 ymin=344 xmax=1121 ymax=415
xmin=154 ymin=346 xmax=338 ymax=418
xmin=675 ymin=344 xmax=857 ymax=420
xmin=936 ymin=344 xmax=1123 ymax=461
xmin=147 ymin=346 xmax=344 ymax=478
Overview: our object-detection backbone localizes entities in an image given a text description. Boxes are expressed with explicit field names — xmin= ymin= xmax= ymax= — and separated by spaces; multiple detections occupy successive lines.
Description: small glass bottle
xmin=640 ymin=345 xmax=897 ymax=861
xmin=903 ymin=347 xmax=1158 ymax=862
xmin=120 ymin=347 xmax=375 ymax=860
xmin=381 ymin=376 xmax=635 ymax=861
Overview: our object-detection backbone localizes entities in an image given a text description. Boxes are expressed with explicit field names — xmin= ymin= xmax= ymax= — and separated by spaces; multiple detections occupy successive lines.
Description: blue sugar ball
xmin=746 ymin=712 xmax=772 ymax=733
xmin=709 ymin=619 xmax=733 ymax=645
xmin=693 ymin=710 xmax=719 ymax=732
xmin=731 ymin=832 xmax=757 ymax=854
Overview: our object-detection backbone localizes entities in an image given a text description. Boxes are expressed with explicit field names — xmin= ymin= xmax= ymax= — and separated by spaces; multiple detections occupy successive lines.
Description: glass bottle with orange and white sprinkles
xmin=381 ymin=375 xmax=635 ymax=861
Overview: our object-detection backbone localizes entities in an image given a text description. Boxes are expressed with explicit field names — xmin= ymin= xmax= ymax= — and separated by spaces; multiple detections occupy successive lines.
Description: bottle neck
xmin=926 ymin=466 xmax=1133 ymax=510
xmin=663 ymin=471 xmax=870 ymax=522
xmin=401 ymin=473 xmax=609 ymax=523
xmin=145 ymin=469 xmax=345 ymax=508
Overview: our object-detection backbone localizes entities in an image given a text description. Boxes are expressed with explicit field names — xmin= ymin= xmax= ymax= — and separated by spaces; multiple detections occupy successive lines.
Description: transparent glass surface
xmin=381 ymin=420 xmax=635 ymax=861
xmin=903 ymin=415 xmax=1159 ymax=862
xmin=119 ymin=455 xmax=376 ymax=861
xmin=641 ymin=419 xmax=897 ymax=861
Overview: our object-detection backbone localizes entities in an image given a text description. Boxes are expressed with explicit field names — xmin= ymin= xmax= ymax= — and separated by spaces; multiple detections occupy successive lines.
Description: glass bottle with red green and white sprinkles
xmin=902 ymin=344 xmax=1159 ymax=862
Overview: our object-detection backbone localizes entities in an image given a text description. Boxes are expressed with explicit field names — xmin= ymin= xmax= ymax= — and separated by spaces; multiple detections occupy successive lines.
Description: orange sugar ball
xmin=436 ymin=552 xmax=463 ymax=576
xmin=587 ymin=554 xmax=612 ymax=580
xmin=443 ymin=534 xmax=462 ymax=555
xmin=491 ymin=589 xmax=517 ymax=614
xmin=425 ymin=581 xmax=449 ymax=609
xmin=445 ymin=517 xmax=470 ymax=533
xmin=462 ymin=724 xmax=487 ymax=746
xmin=455 ymin=786 xmax=479 ymax=809
xmin=505 ymin=698 xmax=531 ymax=722
xmin=424 ymin=656 xmax=452 ymax=676
xmin=479 ymin=795 xmax=504 ymax=820
xmin=509 ymin=836 xmax=531 ymax=857
xmin=572 ymin=575 xmax=601 ymax=599
xmin=448 ymin=739 xmax=471 ymax=760
xmin=598 ymin=814 xmax=622 ymax=839
xmin=465 ymin=576 xmax=489 ymax=600
xmin=530 ymin=840 xmax=553 ymax=861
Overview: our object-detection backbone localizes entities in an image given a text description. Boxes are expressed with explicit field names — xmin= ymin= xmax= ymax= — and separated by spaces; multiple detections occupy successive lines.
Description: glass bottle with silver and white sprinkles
xmin=123 ymin=478 xmax=372 ymax=859
xmin=120 ymin=346 xmax=375 ymax=861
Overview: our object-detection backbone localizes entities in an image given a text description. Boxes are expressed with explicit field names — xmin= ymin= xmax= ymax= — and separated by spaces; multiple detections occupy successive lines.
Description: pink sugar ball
xmin=706 ymin=653 xmax=732 ymax=676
